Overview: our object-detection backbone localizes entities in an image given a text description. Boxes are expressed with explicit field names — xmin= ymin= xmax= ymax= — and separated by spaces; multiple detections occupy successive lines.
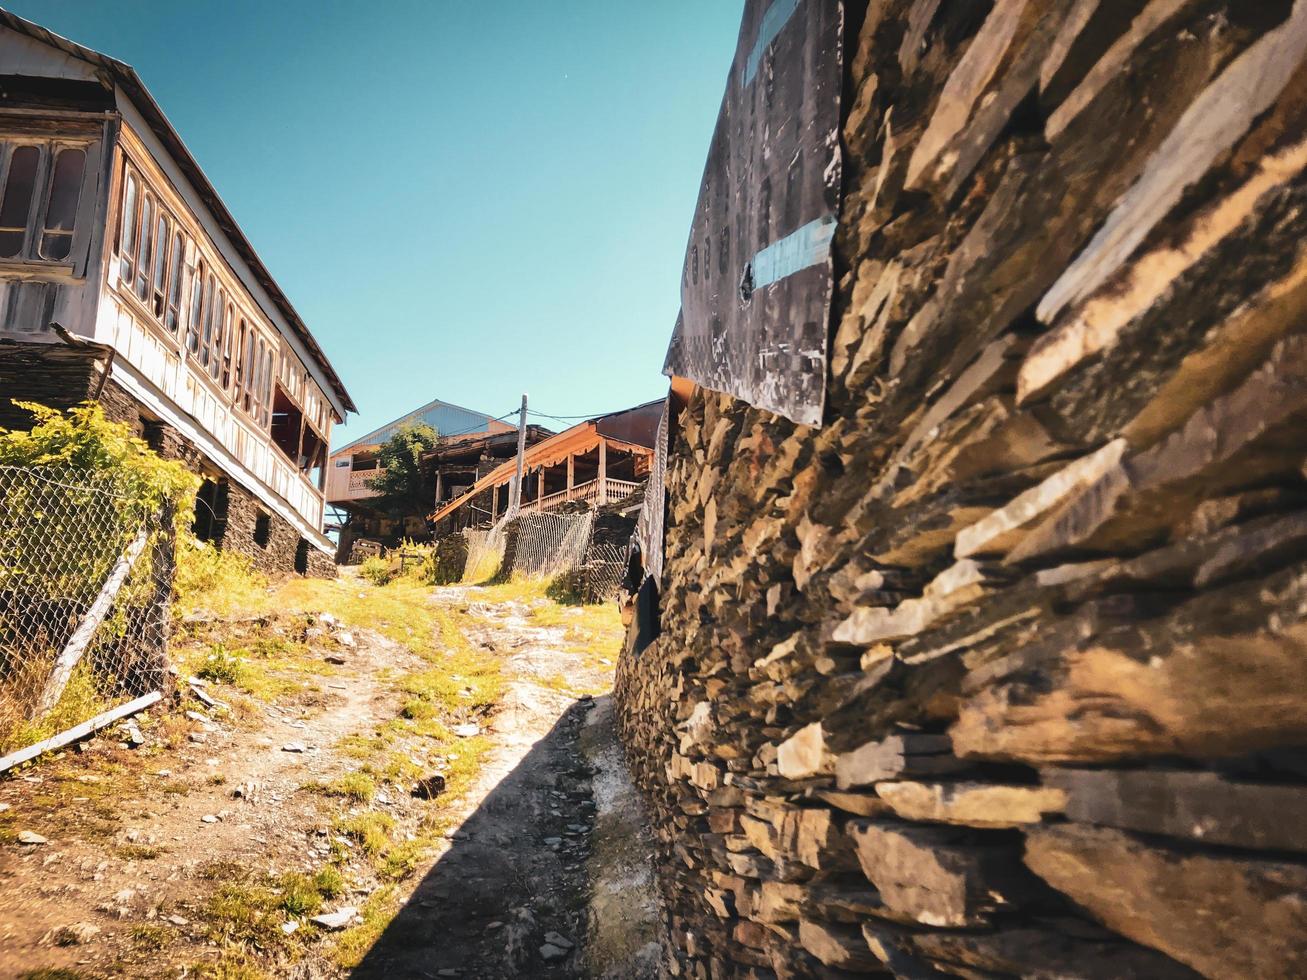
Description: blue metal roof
xmin=333 ymin=398 xmax=508 ymax=454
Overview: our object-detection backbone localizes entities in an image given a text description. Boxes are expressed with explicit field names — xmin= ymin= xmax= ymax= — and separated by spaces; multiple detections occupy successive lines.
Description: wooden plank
xmin=37 ymin=523 xmax=150 ymax=715
xmin=0 ymin=691 xmax=162 ymax=775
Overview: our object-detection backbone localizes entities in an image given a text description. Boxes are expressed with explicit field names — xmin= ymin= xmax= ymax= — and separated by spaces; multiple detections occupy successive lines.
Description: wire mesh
xmin=0 ymin=465 xmax=175 ymax=754
xmin=455 ymin=509 xmax=628 ymax=603
xmin=510 ymin=511 xmax=595 ymax=579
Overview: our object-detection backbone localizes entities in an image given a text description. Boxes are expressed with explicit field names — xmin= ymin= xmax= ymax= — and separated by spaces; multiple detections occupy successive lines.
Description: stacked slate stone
xmin=615 ymin=2 xmax=1307 ymax=978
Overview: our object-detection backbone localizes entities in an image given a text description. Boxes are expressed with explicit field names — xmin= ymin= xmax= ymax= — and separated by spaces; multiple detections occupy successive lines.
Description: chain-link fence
xmin=454 ymin=510 xmax=629 ymax=602
xmin=0 ymin=465 xmax=175 ymax=755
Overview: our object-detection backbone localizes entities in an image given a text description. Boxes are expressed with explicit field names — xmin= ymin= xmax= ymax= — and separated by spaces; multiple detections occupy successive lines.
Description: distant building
xmin=430 ymin=401 xmax=661 ymax=534
xmin=326 ymin=397 xmax=551 ymax=558
xmin=0 ymin=11 xmax=355 ymax=576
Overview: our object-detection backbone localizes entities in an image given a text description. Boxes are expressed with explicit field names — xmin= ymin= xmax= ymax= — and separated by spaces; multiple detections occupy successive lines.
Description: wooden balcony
xmin=517 ymin=477 xmax=641 ymax=515
xmin=326 ymin=465 xmax=383 ymax=503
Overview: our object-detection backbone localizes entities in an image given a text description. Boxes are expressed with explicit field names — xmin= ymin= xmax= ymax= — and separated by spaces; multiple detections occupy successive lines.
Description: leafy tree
xmin=367 ymin=422 xmax=439 ymax=519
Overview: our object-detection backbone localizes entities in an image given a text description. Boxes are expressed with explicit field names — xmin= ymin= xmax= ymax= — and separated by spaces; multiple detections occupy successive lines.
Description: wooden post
xmin=491 ymin=484 xmax=499 ymax=522
xmin=566 ymin=453 xmax=575 ymax=500
xmin=434 ymin=469 xmax=443 ymax=506
xmin=598 ymin=439 xmax=608 ymax=505
xmin=538 ymin=468 xmax=545 ymax=505
xmin=36 ymin=522 xmax=151 ymax=716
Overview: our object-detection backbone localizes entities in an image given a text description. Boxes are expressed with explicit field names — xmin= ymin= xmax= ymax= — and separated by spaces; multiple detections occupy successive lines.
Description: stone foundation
xmin=616 ymin=4 xmax=1307 ymax=979
xmin=0 ymin=342 xmax=335 ymax=578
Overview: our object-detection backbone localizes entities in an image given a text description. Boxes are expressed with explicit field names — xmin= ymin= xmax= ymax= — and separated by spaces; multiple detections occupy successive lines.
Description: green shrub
xmin=359 ymin=555 xmax=394 ymax=586
xmin=196 ymin=643 xmax=245 ymax=685
xmin=0 ymin=401 xmax=198 ymax=518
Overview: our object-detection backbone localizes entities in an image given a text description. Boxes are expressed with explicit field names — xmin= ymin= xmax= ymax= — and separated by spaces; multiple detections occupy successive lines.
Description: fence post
xmin=35 ymin=519 xmax=151 ymax=716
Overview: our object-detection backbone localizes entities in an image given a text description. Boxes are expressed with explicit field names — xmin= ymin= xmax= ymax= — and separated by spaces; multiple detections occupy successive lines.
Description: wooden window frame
xmin=0 ymin=138 xmax=92 ymax=266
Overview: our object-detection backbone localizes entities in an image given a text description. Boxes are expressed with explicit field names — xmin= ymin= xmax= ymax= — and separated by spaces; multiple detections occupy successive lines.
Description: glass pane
xmin=39 ymin=232 xmax=73 ymax=261
xmin=136 ymin=196 xmax=153 ymax=299
xmin=42 ymin=147 xmax=85 ymax=235
xmin=120 ymin=172 xmax=138 ymax=253
xmin=119 ymin=172 xmax=137 ymax=279
xmin=188 ymin=266 xmax=204 ymax=353
xmin=152 ymin=214 xmax=167 ymax=287
xmin=0 ymin=145 xmax=39 ymax=257
xmin=209 ymin=289 xmax=225 ymax=379
xmin=166 ymin=232 xmax=184 ymax=332
xmin=200 ymin=274 xmax=215 ymax=365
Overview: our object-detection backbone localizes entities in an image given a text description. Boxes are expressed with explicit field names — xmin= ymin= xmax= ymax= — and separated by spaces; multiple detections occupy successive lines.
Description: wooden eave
xmin=0 ymin=8 xmax=356 ymax=417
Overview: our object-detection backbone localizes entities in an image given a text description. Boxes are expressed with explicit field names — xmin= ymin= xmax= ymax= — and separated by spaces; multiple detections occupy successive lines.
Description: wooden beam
xmin=566 ymin=453 xmax=575 ymax=499
xmin=37 ymin=524 xmax=151 ymax=715
xmin=0 ymin=691 xmax=162 ymax=776
xmin=598 ymin=439 xmax=608 ymax=505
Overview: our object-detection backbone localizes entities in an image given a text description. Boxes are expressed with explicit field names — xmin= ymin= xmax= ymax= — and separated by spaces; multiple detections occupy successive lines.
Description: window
xmin=253 ymin=511 xmax=271 ymax=548
xmin=206 ymin=286 xmax=226 ymax=380
xmin=135 ymin=193 xmax=153 ymax=301
xmin=116 ymin=163 xmax=191 ymax=338
xmin=40 ymin=148 xmax=85 ymax=260
xmin=0 ymin=142 xmax=87 ymax=262
xmin=118 ymin=171 xmax=138 ymax=281
xmin=149 ymin=208 xmax=168 ymax=317
xmin=165 ymin=231 xmax=184 ymax=333
xmin=187 ymin=260 xmax=206 ymax=355
xmin=0 ymin=145 xmax=38 ymax=258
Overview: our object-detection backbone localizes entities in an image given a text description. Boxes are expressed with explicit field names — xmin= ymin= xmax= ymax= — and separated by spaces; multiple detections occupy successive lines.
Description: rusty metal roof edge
xmin=0 ymin=7 xmax=358 ymax=417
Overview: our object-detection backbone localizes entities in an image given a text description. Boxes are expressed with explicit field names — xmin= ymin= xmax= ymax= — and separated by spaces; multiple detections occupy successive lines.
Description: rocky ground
xmin=0 ymin=574 xmax=661 ymax=979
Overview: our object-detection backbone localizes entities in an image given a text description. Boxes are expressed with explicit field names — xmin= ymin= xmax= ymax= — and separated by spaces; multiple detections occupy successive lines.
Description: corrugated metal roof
xmin=333 ymin=397 xmax=510 ymax=454
xmin=0 ymin=7 xmax=357 ymax=416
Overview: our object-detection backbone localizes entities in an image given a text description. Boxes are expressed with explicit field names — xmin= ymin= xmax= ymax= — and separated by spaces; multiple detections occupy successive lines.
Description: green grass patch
xmin=337 ymin=811 xmax=395 ymax=856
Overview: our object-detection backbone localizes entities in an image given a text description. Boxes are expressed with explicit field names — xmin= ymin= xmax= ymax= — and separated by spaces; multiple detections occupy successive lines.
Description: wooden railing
xmin=517 ymin=477 xmax=644 ymax=515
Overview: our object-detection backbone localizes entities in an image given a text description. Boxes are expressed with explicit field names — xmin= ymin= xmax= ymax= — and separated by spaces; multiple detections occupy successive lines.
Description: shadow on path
xmin=352 ymin=699 xmax=596 ymax=979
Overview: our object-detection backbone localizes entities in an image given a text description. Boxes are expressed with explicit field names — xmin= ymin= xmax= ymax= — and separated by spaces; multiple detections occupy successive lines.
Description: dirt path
xmin=0 ymin=580 xmax=660 ymax=979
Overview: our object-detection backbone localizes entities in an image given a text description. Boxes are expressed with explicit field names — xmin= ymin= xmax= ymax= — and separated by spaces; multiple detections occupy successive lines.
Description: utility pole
xmin=508 ymin=392 xmax=528 ymax=516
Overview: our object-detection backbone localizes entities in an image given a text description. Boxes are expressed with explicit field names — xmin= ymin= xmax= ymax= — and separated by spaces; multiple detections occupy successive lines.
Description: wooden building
xmin=325 ymin=398 xmax=549 ymax=557
xmin=430 ymin=401 xmax=660 ymax=533
xmin=0 ymin=11 xmax=354 ymax=575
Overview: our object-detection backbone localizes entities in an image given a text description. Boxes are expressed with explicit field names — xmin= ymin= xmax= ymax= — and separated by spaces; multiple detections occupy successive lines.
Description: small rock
xmin=324 ymin=653 xmax=348 ymax=665
xmin=184 ymin=710 xmax=208 ymax=723
xmin=486 ymin=920 xmax=504 ymax=931
xmin=438 ymin=970 xmax=460 ymax=977
xmin=319 ymin=612 xmax=338 ymax=627
xmin=168 ymin=914 xmax=189 ymax=926
xmin=540 ymin=942 xmax=568 ymax=961
xmin=281 ymin=742 xmax=307 ymax=753
xmin=0 ymin=803 xmax=10 ymax=813
xmin=17 ymin=830 xmax=48 ymax=845
xmin=201 ymin=815 xmax=219 ymax=824
xmin=124 ymin=722 xmax=146 ymax=747
xmin=311 ymin=906 xmax=358 ymax=930
xmin=337 ymin=631 xmax=356 ymax=648
xmin=452 ymin=723 xmax=480 ymax=738
xmin=543 ymin=837 xmax=562 ymax=846
xmin=187 ymin=732 xmax=208 ymax=744
xmin=281 ymin=920 xmax=299 ymax=935
xmin=544 ymin=930 xmax=575 ymax=949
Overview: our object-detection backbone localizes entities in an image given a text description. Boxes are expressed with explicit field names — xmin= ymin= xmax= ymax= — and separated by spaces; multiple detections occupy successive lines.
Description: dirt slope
xmin=0 ymin=578 xmax=661 ymax=979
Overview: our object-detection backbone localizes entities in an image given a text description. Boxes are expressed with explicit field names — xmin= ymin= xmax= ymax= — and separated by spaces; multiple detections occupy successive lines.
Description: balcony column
xmin=566 ymin=453 xmax=574 ymax=500
xmin=538 ymin=468 xmax=545 ymax=503
xmin=434 ymin=469 xmax=443 ymax=506
xmin=598 ymin=439 xmax=607 ymax=505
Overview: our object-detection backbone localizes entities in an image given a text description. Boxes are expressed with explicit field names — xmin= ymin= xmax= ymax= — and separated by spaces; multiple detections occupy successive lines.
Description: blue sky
xmin=10 ymin=0 xmax=743 ymax=440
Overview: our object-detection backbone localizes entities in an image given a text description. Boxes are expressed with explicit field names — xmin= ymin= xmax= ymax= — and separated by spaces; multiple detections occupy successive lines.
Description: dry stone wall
xmin=616 ymin=2 xmax=1307 ymax=978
